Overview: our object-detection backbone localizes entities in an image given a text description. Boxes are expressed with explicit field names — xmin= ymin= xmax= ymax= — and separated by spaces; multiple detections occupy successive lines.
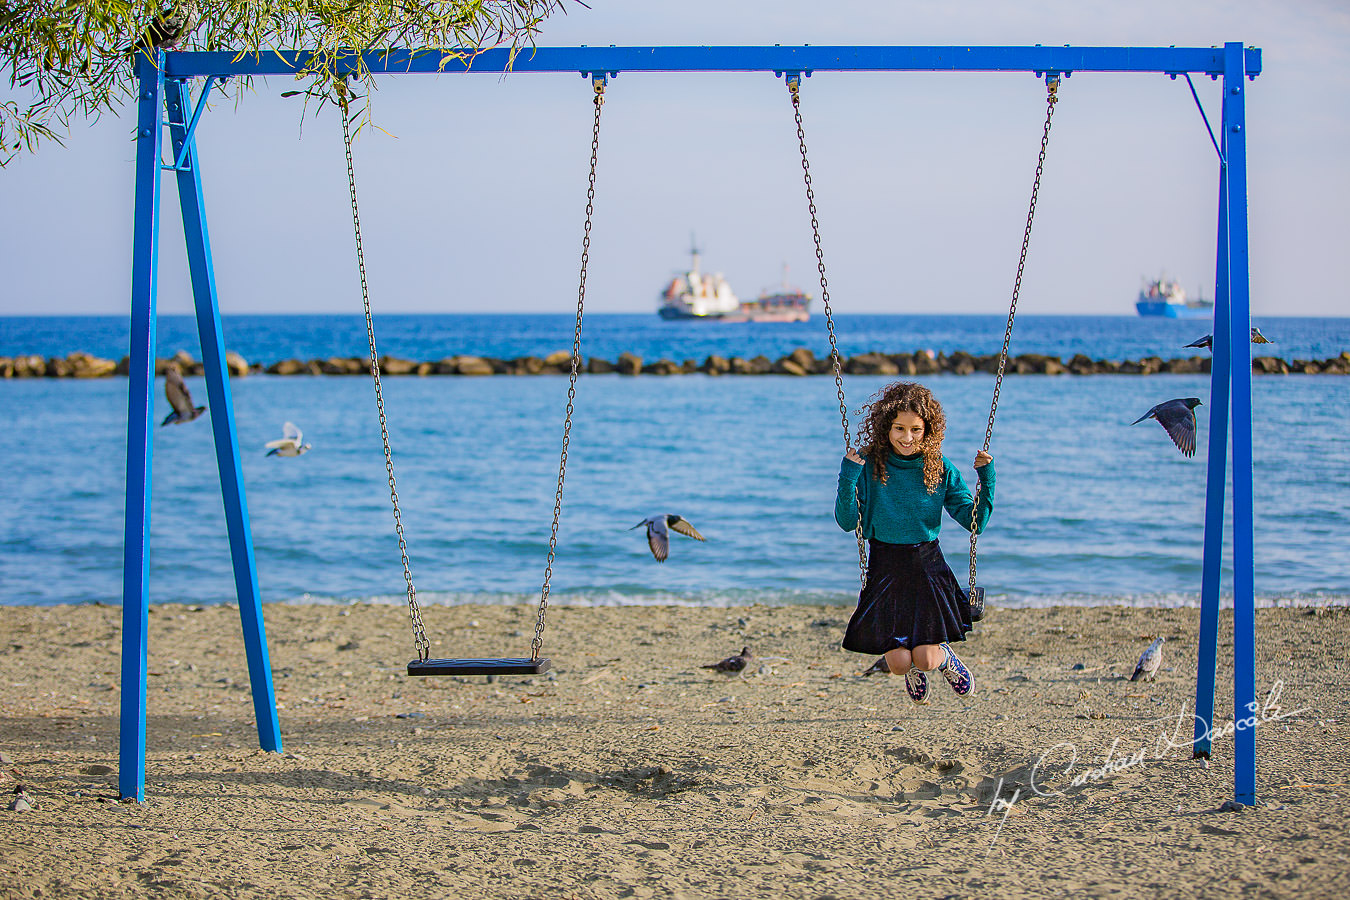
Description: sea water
xmin=2 ymin=314 xmax=1348 ymax=608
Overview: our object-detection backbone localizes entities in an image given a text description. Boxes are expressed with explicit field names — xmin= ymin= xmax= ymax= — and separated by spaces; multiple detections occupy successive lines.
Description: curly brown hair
xmin=854 ymin=381 xmax=946 ymax=493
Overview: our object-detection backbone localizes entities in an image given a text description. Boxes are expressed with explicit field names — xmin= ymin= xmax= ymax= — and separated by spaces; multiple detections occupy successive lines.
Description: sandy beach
xmin=1 ymin=602 xmax=1347 ymax=899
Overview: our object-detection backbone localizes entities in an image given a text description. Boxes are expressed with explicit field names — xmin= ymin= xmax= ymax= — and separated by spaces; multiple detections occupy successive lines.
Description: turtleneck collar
xmin=886 ymin=450 xmax=925 ymax=468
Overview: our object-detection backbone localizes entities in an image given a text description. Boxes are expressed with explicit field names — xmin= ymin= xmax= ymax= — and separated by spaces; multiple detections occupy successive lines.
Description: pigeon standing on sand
xmin=265 ymin=422 xmax=311 ymax=457
xmin=1130 ymin=637 xmax=1165 ymax=682
xmin=1184 ymin=328 xmax=1273 ymax=351
xmin=1131 ymin=398 xmax=1202 ymax=457
xmin=161 ymin=365 xmax=206 ymax=426
xmin=861 ymin=657 xmax=890 ymax=676
xmin=631 ymin=514 xmax=705 ymax=562
xmin=702 ymin=647 xmax=753 ymax=674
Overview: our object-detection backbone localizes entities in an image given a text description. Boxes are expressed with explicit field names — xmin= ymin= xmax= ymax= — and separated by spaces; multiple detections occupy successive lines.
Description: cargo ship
xmin=722 ymin=265 xmax=811 ymax=323
xmin=658 ymin=243 xmax=740 ymax=319
xmin=658 ymin=249 xmax=810 ymax=322
xmin=1135 ymin=277 xmax=1214 ymax=319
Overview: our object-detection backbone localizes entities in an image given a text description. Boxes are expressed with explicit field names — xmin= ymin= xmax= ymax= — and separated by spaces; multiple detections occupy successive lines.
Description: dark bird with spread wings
xmin=161 ymin=365 xmax=206 ymax=426
xmin=702 ymin=647 xmax=753 ymax=674
xmin=1131 ymin=398 xmax=1202 ymax=457
xmin=1184 ymin=327 xmax=1273 ymax=351
xmin=630 ymin=514 xmax=705 ymax=562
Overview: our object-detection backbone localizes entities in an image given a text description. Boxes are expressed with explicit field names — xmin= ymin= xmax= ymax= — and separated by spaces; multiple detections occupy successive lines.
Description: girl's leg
xmin=911 ymin=643 xmax=946 ymax=672
xmin=886 ymin=646 xmax=930 ymax=705
xmin=918 ymin=642 xmax=974 ymax=696
xmin=883 ymin=647 xmax=913 ymax=676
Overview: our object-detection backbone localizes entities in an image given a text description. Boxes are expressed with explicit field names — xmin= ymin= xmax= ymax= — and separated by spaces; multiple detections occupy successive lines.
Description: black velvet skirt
xmin=841 ymin=539 xmax=972 ymax=655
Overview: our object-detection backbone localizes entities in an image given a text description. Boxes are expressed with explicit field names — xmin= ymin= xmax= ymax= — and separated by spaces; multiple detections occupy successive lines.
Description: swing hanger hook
xmin=333 ymin=69 xmax=362 ymax=108
xmin=783 ymin=71 xmax=812 ymax=96
xmin=1043 ymin=70 xmax=1066 ymax=99
xmin=584 ymin=71 xmax=613 ymax=94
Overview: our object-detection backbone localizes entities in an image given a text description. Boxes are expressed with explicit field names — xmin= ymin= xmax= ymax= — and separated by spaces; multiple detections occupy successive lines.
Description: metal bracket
xmin=1182 ymin=72 xmax=1226 ymax=166
xmin=159 ymin=76 xmax=215 ymax=172
xmin=174 ymin=75 xmax=216 ymax=169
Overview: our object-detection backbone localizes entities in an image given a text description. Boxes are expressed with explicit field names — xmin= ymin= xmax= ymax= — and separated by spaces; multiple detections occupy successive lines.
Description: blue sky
xmin=1 ymin=0 xmax=1347 ymax=316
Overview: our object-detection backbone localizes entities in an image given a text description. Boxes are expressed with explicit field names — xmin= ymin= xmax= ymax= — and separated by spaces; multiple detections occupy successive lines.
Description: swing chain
xmin=533 ymin=76 xmax=606 ymax=661
xmin=788 ymin=75 xmax=868 ymax=584
xmin=968 ymin=74 xmax=1059 ymax=599
xmin=339 ymin=83 xmax=430 ymax=662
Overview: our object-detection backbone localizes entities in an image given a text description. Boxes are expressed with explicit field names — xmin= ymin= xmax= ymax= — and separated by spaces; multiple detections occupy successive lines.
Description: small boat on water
xmin=658 ymin=243 xmax=740 ymax=320
xmin=1136 ymin=277 xmax=1214 ymax=319
xmin=722 ymin=264 xmax=811 ymax=323
xmin=658 ymin=248 xmax=810 ymax=322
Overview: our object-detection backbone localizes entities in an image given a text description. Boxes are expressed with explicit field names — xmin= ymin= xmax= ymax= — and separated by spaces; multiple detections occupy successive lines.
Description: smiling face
xmin=888 ymin=411 xmax=926 ymax=457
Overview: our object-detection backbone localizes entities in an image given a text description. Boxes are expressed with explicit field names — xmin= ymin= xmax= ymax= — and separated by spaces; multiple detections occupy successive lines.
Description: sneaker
xmin=904 ymin=666 xmax=930 ymax=705
xmin=940 ymin=643 xmax=974 ymax=696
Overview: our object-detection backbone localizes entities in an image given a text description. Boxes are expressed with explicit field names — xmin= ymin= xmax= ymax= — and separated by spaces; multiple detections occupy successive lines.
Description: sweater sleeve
xmin=943 ymin=461 xmax=995 ymax=534
xmin=835 ymin=457 xmax=866 ymax=531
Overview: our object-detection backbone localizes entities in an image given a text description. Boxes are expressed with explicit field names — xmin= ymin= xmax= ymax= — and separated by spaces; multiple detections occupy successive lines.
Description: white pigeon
xmin=265 ymin=422 xmax=311 ymax=457
xmin=630 ymin=514 xmax=705 ymax=562
xmin=1130 ymin=637 xmax=1165 ymax=682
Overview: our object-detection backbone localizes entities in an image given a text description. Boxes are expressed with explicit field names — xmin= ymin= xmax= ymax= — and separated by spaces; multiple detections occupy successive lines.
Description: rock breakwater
xmin=4 ymin=347 xmax=1349 ymax=378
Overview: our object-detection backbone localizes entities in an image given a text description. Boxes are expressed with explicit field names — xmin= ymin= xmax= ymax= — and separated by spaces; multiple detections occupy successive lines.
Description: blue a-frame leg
xmin=119 ymin=53 xmax=165 ymax=803
xmin=1192 ymin=42 xmax=1256 ymax=804
xmin=1192 ymin=149 xmax=1230 ymax=762
xmin=119 ymin=53 xmax=281 ymax=803
xmin=1221 ymin=40 xmax=1257 ymax=805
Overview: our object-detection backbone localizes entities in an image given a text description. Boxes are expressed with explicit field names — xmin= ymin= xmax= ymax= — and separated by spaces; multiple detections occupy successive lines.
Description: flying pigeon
xmin=1130 ymin=637 xmax=1165 ymax=682
xmin=630 ymin=514 xmax=705 ymax=562
xmin=702 ymin=647 xmax=753 ymax=674
xmin=1183 ymin=328 xmax=1273 ymax=351
xmin=161 ymin=365 xmax=206 ymax=426
xmin=133 ymin=2 xmax=200 ymax=53
xmin=861 ymin=657 xmax=890 ymax=677
xmin=1131 ymin=398 xmax=1202 ymax=457
xmin=265 ymin=422 xmax=311 ymax=457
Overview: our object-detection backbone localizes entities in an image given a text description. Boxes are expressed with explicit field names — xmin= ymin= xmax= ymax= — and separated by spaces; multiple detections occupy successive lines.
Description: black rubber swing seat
xmin=968 ymin=586 xmax=986 ymax=623
xmin=407 ymin=657 xmax=552 ymax=677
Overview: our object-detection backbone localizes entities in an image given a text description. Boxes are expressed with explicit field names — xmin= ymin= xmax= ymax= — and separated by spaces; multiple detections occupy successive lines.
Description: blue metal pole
xmin=1222 ymin=41 xmax=1256 ymax=804
xmin=1193 ymin=114 xmax=1231 ymax=760
xmin=164 ymin=79 xmax=282 ymax=753
xmin=162 ymin=45 xmax=1260 ymax=79
xmin=119 ymin=51 xmax=165 ymax=803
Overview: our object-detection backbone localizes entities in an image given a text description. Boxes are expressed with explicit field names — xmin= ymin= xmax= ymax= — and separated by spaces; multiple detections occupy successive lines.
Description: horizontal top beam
xmin=162 ymin=44 xmax=1261 ymax=79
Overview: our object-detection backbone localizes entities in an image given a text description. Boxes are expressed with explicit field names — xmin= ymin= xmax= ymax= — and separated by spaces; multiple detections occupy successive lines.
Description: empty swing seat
xmin=407 ymin=657 xmax=552 ymax=677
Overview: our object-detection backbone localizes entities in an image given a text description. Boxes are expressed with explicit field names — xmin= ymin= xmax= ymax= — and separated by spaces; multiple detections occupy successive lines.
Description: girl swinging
xmin=834 ymin=381 xmax=994 ymax=704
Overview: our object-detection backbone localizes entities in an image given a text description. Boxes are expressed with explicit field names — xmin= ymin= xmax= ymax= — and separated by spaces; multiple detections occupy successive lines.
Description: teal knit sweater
xmin=835 ymin=451 xmax=995 ymax=544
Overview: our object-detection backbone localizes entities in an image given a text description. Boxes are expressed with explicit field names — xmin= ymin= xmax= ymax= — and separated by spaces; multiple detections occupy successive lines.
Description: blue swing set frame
xmin=120 ymin=42 xmax=1263 ymax=802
